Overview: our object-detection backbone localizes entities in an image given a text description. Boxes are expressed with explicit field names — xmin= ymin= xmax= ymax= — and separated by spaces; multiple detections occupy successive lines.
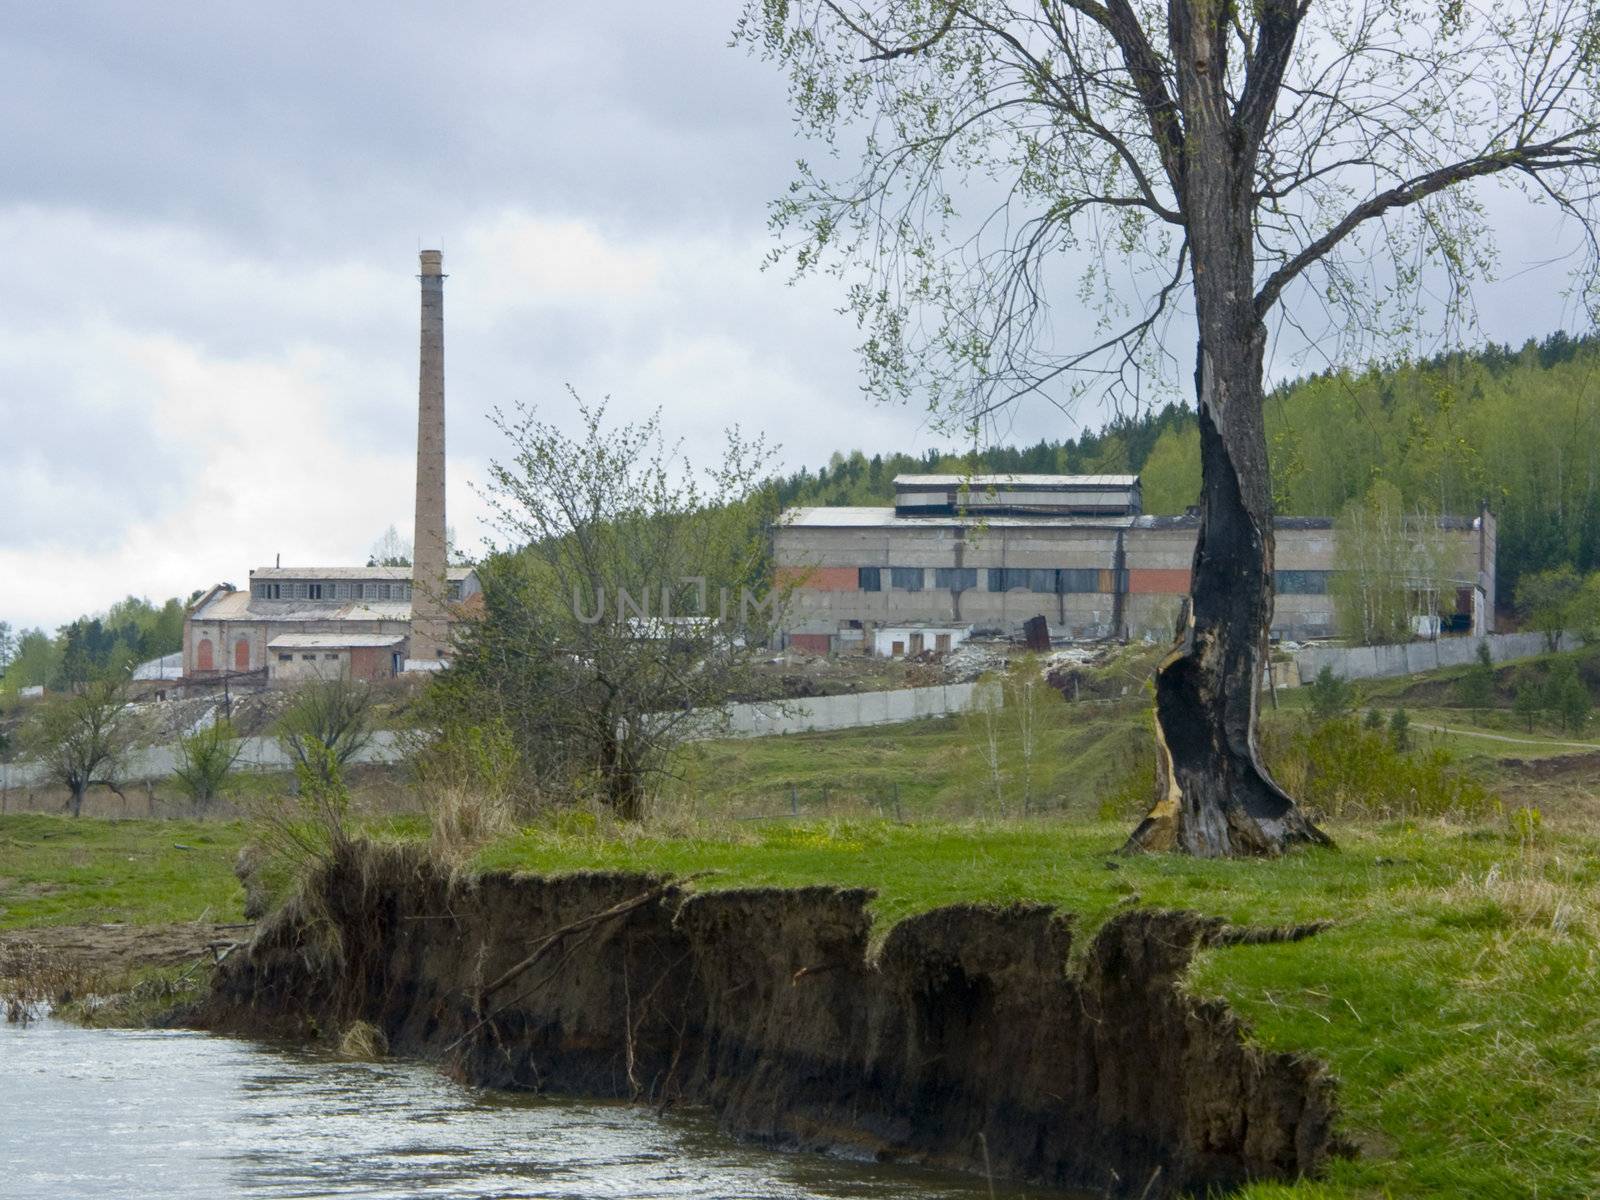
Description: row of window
xmin=858 ymin=566 xmax=1113 ymax=594
xmin=252 ymin=581 xmax=466 ymax=602
xmin=276 ymin=652 xmax=342 ymax=662
xmin=855 ymin=567 xmax=1332 ymax=594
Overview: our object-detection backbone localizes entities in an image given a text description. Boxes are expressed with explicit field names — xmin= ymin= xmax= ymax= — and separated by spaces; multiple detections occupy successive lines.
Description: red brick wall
xmin=788 ymin=633 xmax=832 ymax=654
xmin=1127 ymin=568 xmax=1192 ymax=594
xmin=349 ymin=647 xmax=391 ymax=680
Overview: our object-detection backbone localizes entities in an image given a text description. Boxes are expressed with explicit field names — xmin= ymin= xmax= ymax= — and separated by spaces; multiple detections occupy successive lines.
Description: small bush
xmin=1287 ymin=717 xmax=1498 ymax=821
xmin=410 ymin=718 xmax=523 ymax=862
xmin=171 ymin=717 xmax=244 ymax=808
xmin=1456 ymin=641 xmax=1496 ymax=707
xmin=1306 ymin=665 xmax=1355 ymax=723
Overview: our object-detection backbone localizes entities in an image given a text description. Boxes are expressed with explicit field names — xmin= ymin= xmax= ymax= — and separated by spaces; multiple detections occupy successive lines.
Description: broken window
xmin=858 ymin=567 xmax=882 ymax=591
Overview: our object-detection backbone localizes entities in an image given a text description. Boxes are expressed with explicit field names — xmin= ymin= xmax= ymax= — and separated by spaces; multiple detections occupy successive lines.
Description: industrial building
xmin=184 ymin=566 xmax=480 ymax=684
xmin=774 ymin=474 xmax=1496 ymax=654
xmin=181 ymin=250 xmax=466 ymax=685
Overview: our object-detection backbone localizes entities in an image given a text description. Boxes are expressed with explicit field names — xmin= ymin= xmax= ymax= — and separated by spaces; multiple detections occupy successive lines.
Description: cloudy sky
xmin=0 ymin=3 xmax=1586 ymax=633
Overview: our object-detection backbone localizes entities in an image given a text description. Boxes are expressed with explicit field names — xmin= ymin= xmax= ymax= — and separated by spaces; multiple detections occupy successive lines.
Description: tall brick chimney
xmin=410 ymin=249 xmax=449 ymax=662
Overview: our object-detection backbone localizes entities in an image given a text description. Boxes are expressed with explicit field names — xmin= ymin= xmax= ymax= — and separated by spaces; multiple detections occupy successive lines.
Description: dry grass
xmin=0 ymin=938 xmax=104 ymax=1024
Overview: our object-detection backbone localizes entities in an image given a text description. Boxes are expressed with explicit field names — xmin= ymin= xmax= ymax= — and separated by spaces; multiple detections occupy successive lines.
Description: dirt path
xmin=1412 ymin=722 xmax=1600 ymax=752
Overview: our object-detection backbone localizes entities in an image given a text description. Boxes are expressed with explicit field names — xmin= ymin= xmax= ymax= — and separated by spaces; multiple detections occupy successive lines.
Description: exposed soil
xmin=200 ymin=844 xmax=1345 ymax=1198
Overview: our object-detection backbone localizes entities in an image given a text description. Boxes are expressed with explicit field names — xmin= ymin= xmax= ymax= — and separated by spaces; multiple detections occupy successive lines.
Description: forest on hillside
xmin=775 ymin=333 xmax=1600 ymax=597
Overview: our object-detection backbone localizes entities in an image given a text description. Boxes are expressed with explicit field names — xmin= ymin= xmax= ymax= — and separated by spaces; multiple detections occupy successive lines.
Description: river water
xmin=0 ymin=1019 xmax=1044 ymax=1199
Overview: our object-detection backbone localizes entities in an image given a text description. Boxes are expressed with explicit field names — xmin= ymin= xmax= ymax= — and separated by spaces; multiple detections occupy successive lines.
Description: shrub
xmin=410 ymin=717 xmax=522 ymax=861
xmin=1546 ymin=660 xmax=1592 ymax=733
xmin=1288 ymin=717 xmax=1498 ymax=821
xmin=171 ymin=717 xmax=244 ymax=808
xmin=1389 ymin=706 xmax=1412 ymax=751
xmin=1513 ymin=678 xmax=1543 ymax=732
xmin=1457 ymin=641 xmax=1496 ymax=707
xmin=1306 ymin=665 xmax=1354 ymax=723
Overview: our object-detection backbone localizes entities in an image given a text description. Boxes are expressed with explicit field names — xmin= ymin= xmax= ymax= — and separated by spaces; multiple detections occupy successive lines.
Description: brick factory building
xmin=774 ymin=474 xmax=1496 ymax=654
xmin=183 ymin=566 xmax=480 ymax=684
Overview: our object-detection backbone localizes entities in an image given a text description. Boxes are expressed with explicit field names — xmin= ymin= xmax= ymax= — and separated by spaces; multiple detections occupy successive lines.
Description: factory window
xmin=986 ymin=568 xmax=1055 ymax=593
xmin=278 ymin=653 xmax=292 ymax=662
xmin=301 ymin=653 xmax=316 ymax=661
xmin=293 ymin=582 xmax=309 ymax=600
xmin=307 ymin=583 xmax=323 ymax=600
xmin=1059 ymin=568 xmax=1101 ymax=593
xmin=889 ymin=567 xmax=924 ymax=591
xmin=1275 ymin=570 xmax=1330 ymax=595
xmin=447 ymin=581 xmax=463 ymax=601
xmin=324 ymin=653 xmax=339 ymax=661
xmin=933 ymin=567 xmax=977 ymax=590
xmin=858 ymin=567 xmax=882 ymax=592
xmin=253 ymin=582 xmax=282 ymax=600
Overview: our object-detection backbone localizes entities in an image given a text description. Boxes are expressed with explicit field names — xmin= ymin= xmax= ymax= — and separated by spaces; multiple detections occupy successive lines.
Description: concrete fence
xmin=1293 ymin=631 xmax=1576 ymax=684
xmin=0 ymin=685 xmax=993 ymax=793
xmin=684 ymin=681 xmax=1000 ymax=740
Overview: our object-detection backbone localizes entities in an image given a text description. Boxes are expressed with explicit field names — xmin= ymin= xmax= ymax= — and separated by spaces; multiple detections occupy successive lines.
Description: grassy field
xmin=0 ymin=814 xmax=248 ymax=930
xmin=2 ymin=645 xmax=1597 ymax=1197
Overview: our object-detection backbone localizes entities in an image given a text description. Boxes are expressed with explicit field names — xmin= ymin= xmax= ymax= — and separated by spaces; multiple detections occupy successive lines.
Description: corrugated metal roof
xmin=893 ymin=473 xmax=1139 ymax=488
xmin=132 ymin=652 xmax=184 ymax=680
xmin=268 ymin=633 xmax=406 ymax=649
xmin=193 ymin=591 xmax=414 ymax=622
xmin=250 ymin=566 xmax=476 ymax=580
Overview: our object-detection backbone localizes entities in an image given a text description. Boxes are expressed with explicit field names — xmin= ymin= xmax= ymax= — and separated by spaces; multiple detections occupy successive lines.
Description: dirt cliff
xmin=201 ymin=843 xmax=1343 ymax=1196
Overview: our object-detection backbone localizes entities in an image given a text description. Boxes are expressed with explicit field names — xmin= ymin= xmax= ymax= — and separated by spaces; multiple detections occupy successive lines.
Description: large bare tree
xmin=739 ymin=0 xmax=1600 ymax=855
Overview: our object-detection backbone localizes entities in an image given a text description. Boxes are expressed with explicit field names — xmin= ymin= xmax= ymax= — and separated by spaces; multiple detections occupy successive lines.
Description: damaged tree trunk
xmin=1123 ymin=369 xmax=1330 ymax=856
xmin=1124 ymin=10 xmax=1330 ymax=856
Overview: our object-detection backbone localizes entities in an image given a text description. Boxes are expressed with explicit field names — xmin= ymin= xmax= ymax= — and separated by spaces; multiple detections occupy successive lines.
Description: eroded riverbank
xmin=199 ymin=843 xmax=1344 ymax=1198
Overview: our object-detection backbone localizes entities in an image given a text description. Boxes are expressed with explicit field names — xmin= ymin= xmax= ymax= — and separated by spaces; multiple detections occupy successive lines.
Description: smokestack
xmin=410 ymin=249 xmax=449 ymax=661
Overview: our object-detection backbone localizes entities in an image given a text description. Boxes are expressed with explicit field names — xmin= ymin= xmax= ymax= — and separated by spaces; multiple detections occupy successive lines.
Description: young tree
xmin=1331 ymin=482 xmax=1454 ymax=645
xmin=1513 ymin=677 xmax=1544 ymax=732
xmin=172 ymin=717 xmax=245 ymax=808
xmin=24 ymin=680 xmax=132 ymax=817
xmin=0 ymin=621 xmax=15 ymax=678
xmin=274 ymin=678 xmax=375 ymax=784
xmin=1517 ymin=566 xmax=1582 ymax=651
xmin=1457 ymin=641 xmax=1496 ymax=708
xmin=447 ymin=395 xmax=786 ymax=820
xmin=742 ymin=1 xmax=1600 ymax=855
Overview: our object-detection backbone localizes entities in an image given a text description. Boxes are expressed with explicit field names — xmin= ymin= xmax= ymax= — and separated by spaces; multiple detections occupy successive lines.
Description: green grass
xmin=479 ymin=815 xmax=1600 ymax=1198
xmin=0 ymin=814 xmax=248 ymax=929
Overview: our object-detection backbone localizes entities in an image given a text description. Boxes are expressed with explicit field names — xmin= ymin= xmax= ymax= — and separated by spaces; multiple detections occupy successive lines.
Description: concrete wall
xmin=684 ymin=681 xmax=999 ymax=740
xmin=1294 ymin=631 xmax=1573 ymax=684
